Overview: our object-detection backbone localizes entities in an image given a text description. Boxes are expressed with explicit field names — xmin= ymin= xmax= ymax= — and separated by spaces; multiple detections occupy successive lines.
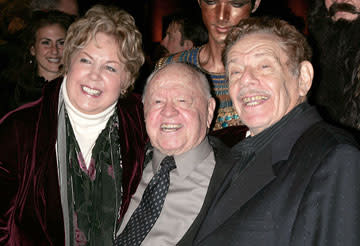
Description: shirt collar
xmin=152 ymin=137 xmax=212 ymax=179
xmin=232 ymin=102 xmax=321 ymax=165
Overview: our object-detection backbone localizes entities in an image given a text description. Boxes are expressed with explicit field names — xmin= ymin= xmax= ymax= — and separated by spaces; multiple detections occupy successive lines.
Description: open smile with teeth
xmin=242 ymin=95 xmax=269 ymax=106
xmin=161 ymin=123 xmax=182 ymax=132
xmin=47 ymin=58 xmax=61 ymax=63
xmin=82 ymin=85 xmax=101 ymax=96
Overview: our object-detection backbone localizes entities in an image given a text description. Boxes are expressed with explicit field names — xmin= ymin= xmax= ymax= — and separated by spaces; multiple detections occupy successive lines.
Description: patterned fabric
xmin=115 ymin=156 xmax=176 ymax=246
xmin=156 ymin=46 xmax=242 ymax=131
xmin=65 ymin=110 xmax=123 ymax=246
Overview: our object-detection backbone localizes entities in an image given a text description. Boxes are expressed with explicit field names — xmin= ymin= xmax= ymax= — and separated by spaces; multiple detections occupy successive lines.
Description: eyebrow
xmin=81 ymin=51 xmax=121 ymax=64
xmin=228 ymin=51 xmax=281 ymax=67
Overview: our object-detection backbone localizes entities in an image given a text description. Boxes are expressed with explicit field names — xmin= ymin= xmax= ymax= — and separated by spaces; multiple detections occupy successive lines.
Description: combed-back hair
xmin=223 ymin=16 xmax=312 ymax=78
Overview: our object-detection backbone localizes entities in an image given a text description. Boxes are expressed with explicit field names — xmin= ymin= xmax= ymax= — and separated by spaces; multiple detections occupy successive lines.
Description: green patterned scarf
xmin=65 ymin=110 xmax=123 ymax=246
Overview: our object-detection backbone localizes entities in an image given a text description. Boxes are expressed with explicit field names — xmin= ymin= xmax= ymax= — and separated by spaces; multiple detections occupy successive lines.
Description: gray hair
xmin=142 ymin=62 xmax=212 ymax=102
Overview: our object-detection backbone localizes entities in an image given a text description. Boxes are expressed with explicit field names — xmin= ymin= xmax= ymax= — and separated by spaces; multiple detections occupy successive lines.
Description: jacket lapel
xmin=177 ymin=137 xmax=234 ymax=246
xmin=196 ymin=146 xmax=276 ymax=243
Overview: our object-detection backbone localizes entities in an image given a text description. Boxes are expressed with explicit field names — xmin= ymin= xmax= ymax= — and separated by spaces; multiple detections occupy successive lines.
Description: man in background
xmin=308 ymin=0 xmax=360 ymax=132
xmin=160 ymin=12 xmax=208 ymax=56
xmin=157 ymin=0 xmax=261 ymax=136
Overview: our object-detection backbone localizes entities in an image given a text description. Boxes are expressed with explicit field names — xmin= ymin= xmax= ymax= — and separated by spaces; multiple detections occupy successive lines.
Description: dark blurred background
xmin=77 ymin=0 xmax=309 ymax=50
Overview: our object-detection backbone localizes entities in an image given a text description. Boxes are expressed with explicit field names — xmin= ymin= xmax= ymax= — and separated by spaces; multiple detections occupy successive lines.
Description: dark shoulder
xmin=304 ymin=121 xmax=359 ymax=148
xmin=117 ymin=93 xmax=143 ymax=111
xmin=1 ymin=77 xmax=61 ymax=131
xmin=208 ymin=136 xmax=231 ymax=158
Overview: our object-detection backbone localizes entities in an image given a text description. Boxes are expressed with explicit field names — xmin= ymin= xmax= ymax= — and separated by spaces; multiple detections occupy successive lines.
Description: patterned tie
xmin=115 ymin=155 xmax=176 ymax=246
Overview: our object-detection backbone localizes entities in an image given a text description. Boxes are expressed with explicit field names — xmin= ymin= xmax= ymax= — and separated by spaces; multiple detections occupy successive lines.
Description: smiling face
xmin=66 ymin=32 xmax=128 ymax=115
xmin=198 ymin=0 xmax=259 ymax=45
xmin=227 ymin=33 xmax=312 ymax=136
xmin=325 ymin=0 xmax=360 ymax=21
xmin=144 ymin=63 xmax=215 ymax=155
xmin=30 ymin=24 xmax=66 ymax=81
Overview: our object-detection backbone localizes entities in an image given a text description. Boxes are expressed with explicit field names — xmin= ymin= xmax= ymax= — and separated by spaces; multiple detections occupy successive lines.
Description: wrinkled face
xmin=227 ymin=33 xmax=308 ymax=136
xmin=160 ymin=22 xmax=185 ymax=55
xmin=30 ymin=24 xmax=66 ymax=81
xmin=325 ymin=0 xmax=360 ymax=21
xmin=66 ymin=32 xmax=128 ymax=115
xmin=198 ymin=0 xmax=256 ymax=45
xmin=144 ymin=64 xmax=215 ymax=155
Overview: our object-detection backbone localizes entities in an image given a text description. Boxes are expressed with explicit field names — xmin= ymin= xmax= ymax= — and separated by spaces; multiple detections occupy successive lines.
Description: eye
xmin=230 ymin=68 xmax=243 ymax=77
xmin=175 ymin=97 xmax=192 ymax=107
xmin=40 ymin=40 xmax=50 ymax=46
xmin=80 ymin=57 xmax=91 ymax=64
xmin=105 ymin=65 xmax=117 ymax=73
xmin=57 ymin=40 xmax=65 ymax=46
xmin=231 ymin=71 xmax=241 ymax=76
xmin=230 ymin=0 xmax=251 ymax=8
xmin=178 ymin=98 xmax=186 ymax=103
xmin=203 ymin=0 xmax=217 ymax=5
xmin=154 ymin=99 xmax=164 ymax=104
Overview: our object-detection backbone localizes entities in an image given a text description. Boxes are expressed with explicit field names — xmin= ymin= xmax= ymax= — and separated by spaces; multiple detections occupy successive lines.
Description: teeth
xmin=48 ymin=58 xmax=60 ymax=63
xmin=161 ymin=124 xmax=182 ymax=131
xmin=82 ymin=86 xmax=101 ymax=96
xmin=242 ymin=95 xmax=268 ymax=105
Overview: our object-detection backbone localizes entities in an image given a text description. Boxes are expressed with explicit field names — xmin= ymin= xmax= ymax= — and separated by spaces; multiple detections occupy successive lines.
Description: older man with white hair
xmin=115 ymin=62 xmax=234 ymax=246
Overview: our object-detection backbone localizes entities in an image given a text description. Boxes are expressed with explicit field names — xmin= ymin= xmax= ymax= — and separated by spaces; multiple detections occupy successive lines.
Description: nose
xmin=160 ymin=35 xmax=168 ymax=47
xmin=50 ymin=43 xmax=60 ymax=55
xmin=217 ymin=2 xmax=230 ymax=23
xmin=239 ymin=67 xmax=258 ymax=87
xmin=89 ymin=65 xmax=101 ymax=81
xmin=160 ymin=101 xmax=178 ymax=117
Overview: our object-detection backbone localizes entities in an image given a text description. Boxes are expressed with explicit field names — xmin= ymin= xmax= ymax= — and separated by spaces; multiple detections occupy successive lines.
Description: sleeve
xmin=0 ymin=116 xmax=21 ymax=244
xmin=291 ymin=144 xmax=360 ymax=246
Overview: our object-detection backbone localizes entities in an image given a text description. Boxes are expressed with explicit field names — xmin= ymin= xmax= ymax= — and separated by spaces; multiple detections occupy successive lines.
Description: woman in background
xmin=1 ymin=10 xmax=74 ymax=115
xmin=0 ymin=5 xmax=148 ymax=245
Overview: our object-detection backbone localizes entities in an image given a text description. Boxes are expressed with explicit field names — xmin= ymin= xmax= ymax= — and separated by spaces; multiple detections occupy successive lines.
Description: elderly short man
xmin=192 ymin=17 xmax=360 ymax=246
xmin=114 ymin=62 xmax=234 ymax=246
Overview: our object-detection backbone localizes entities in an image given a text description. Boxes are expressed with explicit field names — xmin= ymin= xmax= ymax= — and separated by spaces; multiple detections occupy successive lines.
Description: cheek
xmin=229 ymin=83 xmax=241 ymax=108
xmin=144 ymin=111 xmax=159 ymax=132
xmin=231 ymin=9 xmax=251 ymax=22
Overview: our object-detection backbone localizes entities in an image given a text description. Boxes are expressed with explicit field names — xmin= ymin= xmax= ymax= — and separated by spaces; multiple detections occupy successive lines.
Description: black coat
xmin=192 ymin=105 xmax=360 ymax=246
xmin=177 ymin=136 xmax=235 ymax=245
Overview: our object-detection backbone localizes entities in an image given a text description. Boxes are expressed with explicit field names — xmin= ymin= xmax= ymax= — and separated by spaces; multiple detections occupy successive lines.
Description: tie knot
xmin=160 ymin=156 xmax=176 ymax=172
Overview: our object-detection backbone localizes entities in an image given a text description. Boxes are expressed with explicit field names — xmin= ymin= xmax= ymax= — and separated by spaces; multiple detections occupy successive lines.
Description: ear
xmin=197 ymin=0 xmax=201 ymax=7
xmin=184 ymin=40 xmax=194 ymax=50
xmin=207 ymin=97 xmax=216 ymax=128
xmin=30 ymin=46 xmax=36 ymax=56
xmin=297 ymin=61 xmax=313 ymax=97
xmin=251 ymin=0 xmax=261 ymax=13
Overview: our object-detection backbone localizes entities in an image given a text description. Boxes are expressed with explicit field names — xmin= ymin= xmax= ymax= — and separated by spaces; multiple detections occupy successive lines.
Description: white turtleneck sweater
xmin=61 ymin=77 xmax=117 ymax=168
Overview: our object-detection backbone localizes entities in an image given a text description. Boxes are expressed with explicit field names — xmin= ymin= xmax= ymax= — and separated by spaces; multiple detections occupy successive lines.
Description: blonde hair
xmin=62 ymin=5 xmax=145 ymax=94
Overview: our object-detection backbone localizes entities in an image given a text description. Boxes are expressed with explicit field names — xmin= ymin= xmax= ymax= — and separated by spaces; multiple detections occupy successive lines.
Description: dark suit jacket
xmin=0 ymin=78 xmax=148 ymax=245
xmin=176 ymin=136 xmax=235 ymax=245
xmin=193 ymin=105 xmax=360 ymax=246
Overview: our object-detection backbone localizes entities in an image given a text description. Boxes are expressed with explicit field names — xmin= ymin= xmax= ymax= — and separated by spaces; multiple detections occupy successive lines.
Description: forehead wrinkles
xmin=228 ymin=35 xmax=287 ymax=66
